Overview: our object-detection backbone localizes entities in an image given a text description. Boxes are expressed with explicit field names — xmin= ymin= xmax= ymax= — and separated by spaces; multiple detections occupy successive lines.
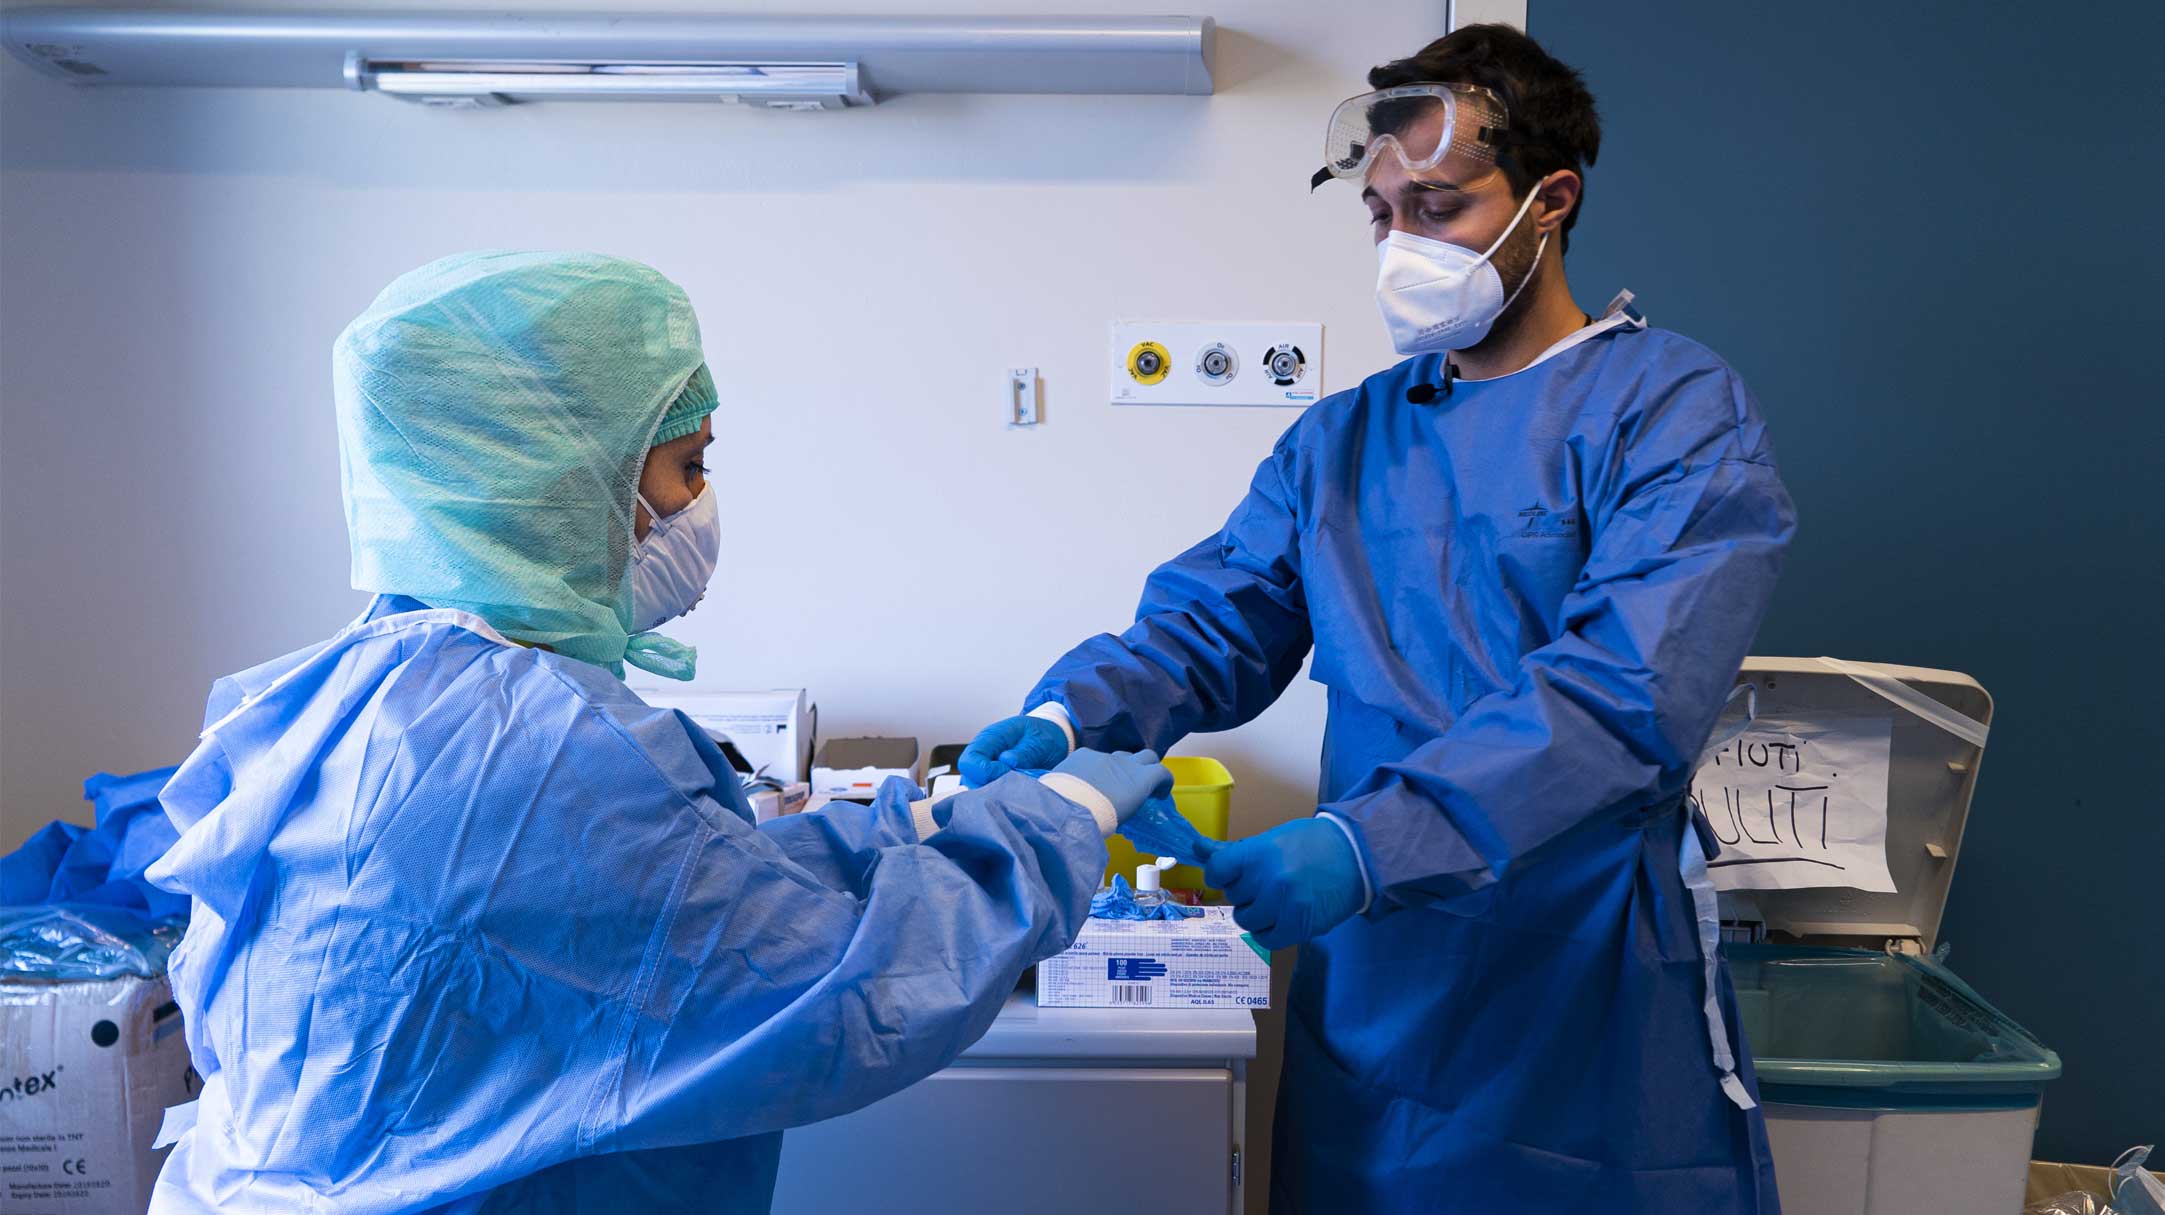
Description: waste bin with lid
xmin=1712 ymin=658 xmax=2061 ymax=1215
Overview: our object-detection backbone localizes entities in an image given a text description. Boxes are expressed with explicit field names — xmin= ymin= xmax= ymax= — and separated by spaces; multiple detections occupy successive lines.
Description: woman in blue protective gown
xmin=143 ymin=252 xmax=1169 ymax=1214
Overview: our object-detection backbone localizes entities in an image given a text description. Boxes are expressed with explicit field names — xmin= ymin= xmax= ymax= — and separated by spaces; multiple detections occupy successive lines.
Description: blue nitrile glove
xmin=960 ymin=713 xmax=1072 ymax=787
xmin=1203 ymin=817 xmax=1368 ymax=951
xmin=1040 ymin=749 xmax=1173 ymax=832
xmin=1119 ymin=795 xmax=1220 ymax=870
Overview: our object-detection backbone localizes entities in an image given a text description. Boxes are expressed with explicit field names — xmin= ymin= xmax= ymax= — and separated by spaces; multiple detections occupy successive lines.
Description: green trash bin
xmin=1728 ymin=944 xmax=2061 ymax=1215
xmin=1706 ymin=659 xmax=2060 ymax=1215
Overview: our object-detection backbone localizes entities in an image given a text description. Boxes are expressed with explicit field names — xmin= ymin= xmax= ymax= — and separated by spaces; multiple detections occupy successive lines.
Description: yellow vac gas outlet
xmin=1125 ymin=340 xmax=1172 ymax=385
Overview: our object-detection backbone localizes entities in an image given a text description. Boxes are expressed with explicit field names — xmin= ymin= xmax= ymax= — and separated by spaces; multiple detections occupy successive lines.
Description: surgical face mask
xmin=631 ymin=483 xmax=720 ymax=633
xmin=1375 ymin=182 xmax=1550 ymax=355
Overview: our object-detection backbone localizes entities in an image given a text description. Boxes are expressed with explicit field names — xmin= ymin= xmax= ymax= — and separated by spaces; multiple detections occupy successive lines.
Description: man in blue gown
xmin=963 ymin=26 xmax=1796 ymax=1213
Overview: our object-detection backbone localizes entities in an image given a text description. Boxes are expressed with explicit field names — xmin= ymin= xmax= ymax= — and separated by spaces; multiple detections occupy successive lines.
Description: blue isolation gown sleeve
xmin=1323 ymin=371 xmax=1796 ymax=906
xmin=749 ymin=793 xmax=932 ymax=892
xmin=1027 ymin=442 xmax=1314 ymax=751
xmin=606 ymin=764 xmax=1109 ymax=1148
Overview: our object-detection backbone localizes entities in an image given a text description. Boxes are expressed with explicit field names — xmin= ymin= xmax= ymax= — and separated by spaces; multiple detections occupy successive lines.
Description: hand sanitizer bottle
xmin=1134 ymin=856 xmax=1177 ymax=909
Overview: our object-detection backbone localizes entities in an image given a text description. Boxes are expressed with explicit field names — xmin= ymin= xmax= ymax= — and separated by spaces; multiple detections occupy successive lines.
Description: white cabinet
xmin=772 ymin=994 xmax=1255 ymax=1213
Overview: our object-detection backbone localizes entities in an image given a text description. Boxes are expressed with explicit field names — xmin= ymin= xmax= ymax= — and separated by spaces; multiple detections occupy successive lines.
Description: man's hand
xmin=1204 ymin=818 xmax=1368 ymax=950
xmin=959 ymin=714 xmax=1071 ymax=786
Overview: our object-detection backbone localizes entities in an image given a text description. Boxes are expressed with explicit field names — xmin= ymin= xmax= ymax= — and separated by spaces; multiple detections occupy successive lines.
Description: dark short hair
xmin=1368 ymin=24 xmax=1602 ymax=250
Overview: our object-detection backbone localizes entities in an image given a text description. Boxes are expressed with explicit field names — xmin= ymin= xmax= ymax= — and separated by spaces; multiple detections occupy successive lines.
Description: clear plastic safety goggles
xmin=1311 ymin=82 xmax=1512 ymax=190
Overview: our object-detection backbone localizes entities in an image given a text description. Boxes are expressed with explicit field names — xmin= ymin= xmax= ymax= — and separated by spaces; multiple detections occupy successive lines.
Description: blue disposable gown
xmin=146 ymin=597 xmax=1108 ymax=1214
xmin=1028 ymin=322 xmax=1796 ymax=1212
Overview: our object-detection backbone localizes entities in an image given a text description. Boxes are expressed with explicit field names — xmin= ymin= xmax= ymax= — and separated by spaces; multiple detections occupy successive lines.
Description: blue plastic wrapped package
xmin=1 ymin=765 xmax=186 ymax=919
xmin=1116 ymin=795 xmax=1220 ymax=870
xmin=1090 ymin=873 xmax=1202 ymax=921
xmin=0 ymin=904 xmax=185 ymax=980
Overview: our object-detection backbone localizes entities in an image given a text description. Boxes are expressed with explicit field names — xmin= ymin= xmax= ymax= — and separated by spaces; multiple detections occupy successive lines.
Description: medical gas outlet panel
xmin=1111 ymin=321 xmax=1324 ymax=408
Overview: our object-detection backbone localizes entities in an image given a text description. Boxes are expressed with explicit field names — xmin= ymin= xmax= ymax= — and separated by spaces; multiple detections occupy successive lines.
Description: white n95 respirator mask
xmin=1375 ymin=182 xmax=1550 ymax=355
xmin=631 ymin=483 xmax=721 ymax=633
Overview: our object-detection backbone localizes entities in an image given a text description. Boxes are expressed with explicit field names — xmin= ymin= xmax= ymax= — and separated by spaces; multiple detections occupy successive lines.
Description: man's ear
xmin=1532 ymin=170 xmax=1582 ymax=235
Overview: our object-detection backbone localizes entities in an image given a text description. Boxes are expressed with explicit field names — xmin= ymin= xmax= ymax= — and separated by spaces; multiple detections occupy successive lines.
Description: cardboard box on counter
xmin=744 ymin=782 xmax=811 ymax=824
xmin=811 ymin=737 xmax=921 ymax=804
xmin=1036 ymin=906 xmax=1271 ymax=1010
xmin=1 ymin=971 xmax=195 ymax=1214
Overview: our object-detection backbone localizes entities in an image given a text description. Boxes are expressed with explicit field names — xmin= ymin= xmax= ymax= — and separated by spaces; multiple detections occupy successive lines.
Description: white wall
xmin=0 ymin=0 xmax=1482 ymax=844
xmin=0 ymin=0 xmax=1463 ymax=1207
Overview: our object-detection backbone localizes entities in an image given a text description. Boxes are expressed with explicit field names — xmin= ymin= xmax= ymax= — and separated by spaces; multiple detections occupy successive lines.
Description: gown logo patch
xmin=1515 ymin=502 xmax=1579 ymax=540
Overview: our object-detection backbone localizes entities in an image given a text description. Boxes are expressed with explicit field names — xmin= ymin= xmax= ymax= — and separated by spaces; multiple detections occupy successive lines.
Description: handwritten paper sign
xmin=1690 ymin=715 xmax=1896 ymax=892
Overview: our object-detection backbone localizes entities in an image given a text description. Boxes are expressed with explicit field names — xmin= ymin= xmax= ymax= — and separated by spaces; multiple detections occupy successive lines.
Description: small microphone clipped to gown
xmin=1405 ymin=361 xmax=1459 ymax=404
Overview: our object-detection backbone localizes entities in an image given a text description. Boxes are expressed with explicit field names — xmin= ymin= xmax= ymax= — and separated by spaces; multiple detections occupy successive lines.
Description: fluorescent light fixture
xmin=347 ymin=56 xmax=871 ymax=109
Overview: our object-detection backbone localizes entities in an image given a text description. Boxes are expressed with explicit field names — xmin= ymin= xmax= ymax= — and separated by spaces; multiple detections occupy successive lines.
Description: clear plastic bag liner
xmin=2026 ymin=1194 xmax=2115 ymax=1215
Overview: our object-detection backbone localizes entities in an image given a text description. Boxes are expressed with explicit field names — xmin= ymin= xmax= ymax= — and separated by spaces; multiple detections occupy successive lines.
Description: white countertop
xmin=958 ymin=990 xmax=1257 ymax=1062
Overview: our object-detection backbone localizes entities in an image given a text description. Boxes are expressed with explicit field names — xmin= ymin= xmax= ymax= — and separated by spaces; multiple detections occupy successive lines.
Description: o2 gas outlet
xmin=1125 ymin=340 xmax=1171 ymax=385
xmin=1195 ymin=342 xmax=1237 ymax=386
xmin=1263 ymin=343 xmax=1307 ymax=387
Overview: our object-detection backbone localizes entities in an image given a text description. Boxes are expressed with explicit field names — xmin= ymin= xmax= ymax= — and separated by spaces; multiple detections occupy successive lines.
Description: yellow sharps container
xmin=1102 ymin=756 xmax=1233 ymax=895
